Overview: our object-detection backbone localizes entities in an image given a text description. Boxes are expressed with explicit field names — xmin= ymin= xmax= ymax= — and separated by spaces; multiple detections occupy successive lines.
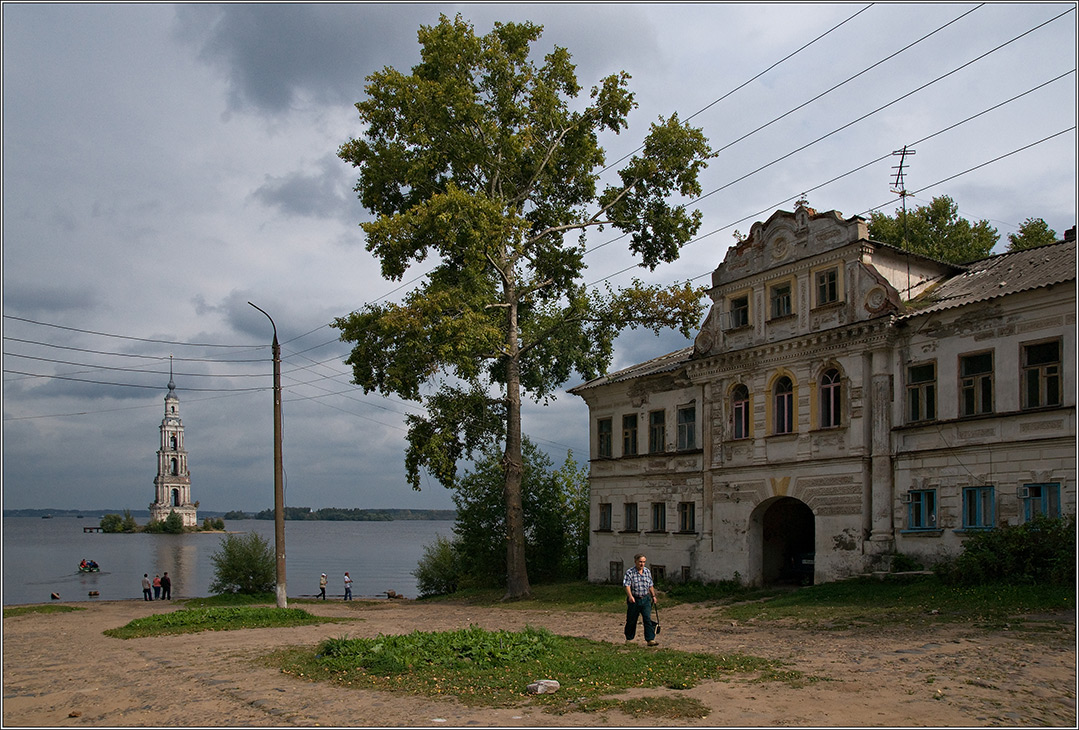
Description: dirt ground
xmin=2 ymin=596 xmax=1075 ymax=727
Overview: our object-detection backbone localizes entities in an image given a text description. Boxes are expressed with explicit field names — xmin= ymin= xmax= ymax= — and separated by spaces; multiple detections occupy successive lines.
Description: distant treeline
xmin=223 ymin=507 xmax=456 ymax=521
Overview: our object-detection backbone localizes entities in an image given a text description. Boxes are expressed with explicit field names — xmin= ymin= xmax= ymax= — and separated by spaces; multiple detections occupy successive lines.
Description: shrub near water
xmin=209 ymin=532 xmax=276 ymax=594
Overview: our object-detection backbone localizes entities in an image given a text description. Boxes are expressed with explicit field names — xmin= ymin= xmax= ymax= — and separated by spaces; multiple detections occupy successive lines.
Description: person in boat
xmin=80 ymin=559 xmax=87 ymax=571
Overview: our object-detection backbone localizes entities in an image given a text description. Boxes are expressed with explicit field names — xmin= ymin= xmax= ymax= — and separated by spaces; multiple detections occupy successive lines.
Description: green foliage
xmin=412 ymin=534 xmax=461 ymax=597
xmin=121 ymin=509 xmax=138 ymax=532
xmin=442 ymin=440 xmax=588 ymax=588
xmin=142 ymin=519 xmax=165 ymax=534
xmin=317 ymin=625 xmax=556 ymax=674
xmin=1007 ymin=217 xmax=1058 ymax=251
xmin=720 ymin=574 xmax=1073 ymax=628
xmin=333 ymin=14 xmax=712 ymax=597
xmin=868 ymin=195 xmax=998 ymax=264
xmin=183 ymin=592 xmax=276 ymax=608
xmin=163 ymin=510 xmax=185 ymax=534
xmin=103 ymin=606 xmax=323 ymax=639
xmin=223 ymin=510 xmax=249 ymax=520
xmin=4 ymin=604 xmax=85 ymax=618
xmin=201 ymin=517 xmax=225 ymax=531
xmin=552 ymin=450 xmax=590 ymax=580
xmin=209 ymin=532 xmax=277 ymax=595
xmin=943 ymin=515 xmax=1076 ymax=585
xmin=99 ymin=513 xmax=123 ymax=533
xmin=889 ymin=553 xmax=925 ymax=572
xmin=274 ymin=625 xmax=777 ymax=711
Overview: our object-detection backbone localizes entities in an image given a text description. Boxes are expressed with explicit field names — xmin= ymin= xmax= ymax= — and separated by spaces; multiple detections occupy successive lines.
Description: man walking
xmin=623 ymin=553 xmax=659 ymax=646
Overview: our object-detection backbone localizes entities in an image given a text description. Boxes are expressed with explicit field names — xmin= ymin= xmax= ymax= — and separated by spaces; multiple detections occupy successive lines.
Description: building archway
xmin=756 ymin=496 xmax=815 ymax=585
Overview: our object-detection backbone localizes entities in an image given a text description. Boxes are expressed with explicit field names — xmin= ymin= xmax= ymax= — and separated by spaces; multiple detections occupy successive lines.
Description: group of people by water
xmin=140 ymin=572 xmax=172 ymax=601
xmin=318 ymin=571 xmax=353 ymax=600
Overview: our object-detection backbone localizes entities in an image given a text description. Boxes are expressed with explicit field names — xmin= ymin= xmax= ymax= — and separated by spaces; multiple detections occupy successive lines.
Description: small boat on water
xmin=41 ymin=514 xmax=52 ymax=519
xmin=78 ymin=560 xmax=100 ymax=573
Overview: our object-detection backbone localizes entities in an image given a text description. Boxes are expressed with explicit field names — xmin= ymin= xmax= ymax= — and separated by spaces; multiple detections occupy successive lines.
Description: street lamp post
xmin=249 ymin=302 xmax=287 ymax=608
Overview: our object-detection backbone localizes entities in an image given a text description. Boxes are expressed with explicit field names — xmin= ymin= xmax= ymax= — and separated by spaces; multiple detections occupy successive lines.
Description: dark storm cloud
xmin=252 ymin=155 xmax=353 ymax=219
xmin=3 ymin=284 xmax=99 ymax=316
xmin=172 ymin=4 xmax=440 ymax=115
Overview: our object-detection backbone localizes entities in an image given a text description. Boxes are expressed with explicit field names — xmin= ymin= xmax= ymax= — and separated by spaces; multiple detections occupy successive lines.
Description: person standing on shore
xmin=343 ymin=572 xmax=352 ymax=601
xmin=623 ymin=553 xmax=659 ymax=646
xmin=152 ymin=574 xmax=161 ymax=600
xmin=319 ymin=573 xmax=327 ymax=600
xmin=160 ymin=572 xmax=172 ymax=600
xmin=141 ymin=574 xmax=152 ymax=601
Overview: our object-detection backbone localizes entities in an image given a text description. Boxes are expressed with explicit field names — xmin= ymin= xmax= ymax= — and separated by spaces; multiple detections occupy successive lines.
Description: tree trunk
xmin=502 ymin=297 xmax=532 ymax=600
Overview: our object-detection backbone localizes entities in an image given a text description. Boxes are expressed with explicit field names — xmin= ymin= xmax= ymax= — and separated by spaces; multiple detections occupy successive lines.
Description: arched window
xmin=170 ymin=435 xmax=177 ymax=450
xmin=731 ymin=384 xmax=750 ymax=439
xmin=774 ymin=376 xmax=794 ymax=434
xmin=820 ymin=368 xmax=841 ymax=428
xmin=172 ymin=489 xmax=180 ymax=507
xmin=170 ymin=458 xmax=179 ymax=476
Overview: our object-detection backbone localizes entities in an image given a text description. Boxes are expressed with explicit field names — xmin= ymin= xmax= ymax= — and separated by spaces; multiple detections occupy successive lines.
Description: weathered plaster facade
xmin=571 ymin=205 xmax=1076 ymax=586
xmin=149 ymin=374 xmax=198 ymax=528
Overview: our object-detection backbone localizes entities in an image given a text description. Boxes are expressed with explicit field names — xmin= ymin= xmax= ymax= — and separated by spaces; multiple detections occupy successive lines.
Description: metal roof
xmin=898 ymin=239 xmax=1076 ymax=320
xmin=568 ymin=346 xmax=694 ymax=393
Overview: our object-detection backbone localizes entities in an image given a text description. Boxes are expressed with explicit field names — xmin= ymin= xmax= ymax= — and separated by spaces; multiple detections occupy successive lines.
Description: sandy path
xmin=3 ymin=598 xmax=1074 ymax=727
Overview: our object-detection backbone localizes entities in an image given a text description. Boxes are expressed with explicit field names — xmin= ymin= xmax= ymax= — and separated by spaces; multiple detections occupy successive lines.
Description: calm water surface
xmin=2 ymin=516 xmax=454 ymax=605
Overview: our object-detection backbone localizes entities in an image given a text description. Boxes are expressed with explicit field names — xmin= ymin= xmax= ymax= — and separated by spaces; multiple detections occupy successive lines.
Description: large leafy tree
xmin=333 ymin=15 xmax=712 ymax=599
xmin=868 ymin=195 xmax=998 ymax=264
xmin=1007 ymin=217 xmax=1058 ymax=251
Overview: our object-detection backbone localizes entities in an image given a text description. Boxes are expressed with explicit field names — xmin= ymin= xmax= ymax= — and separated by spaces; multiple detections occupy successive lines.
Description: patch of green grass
xmin=419 ymin=580 xmax=784 ymax=612
xmin=268 ymin=624 xmax=782 ymax=712
xmin=103 ymin=605 xmax=342 ymax=639
xmin=180 ymin=592 xmax=277 ymax=608
xmin=719 ymin=576 xmax=1074 ymax=628
xmin=4 ymin=604 xmax=85 ymax=619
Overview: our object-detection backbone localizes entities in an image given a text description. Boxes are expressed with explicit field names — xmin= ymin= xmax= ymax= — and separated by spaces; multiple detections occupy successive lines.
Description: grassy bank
xmin=267 ymin=624 xmax=796 ymax=716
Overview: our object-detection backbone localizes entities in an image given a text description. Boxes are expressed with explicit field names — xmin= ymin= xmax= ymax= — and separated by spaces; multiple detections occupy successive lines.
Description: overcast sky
xmin=3 ymin=3 xmax=1075 ymax=513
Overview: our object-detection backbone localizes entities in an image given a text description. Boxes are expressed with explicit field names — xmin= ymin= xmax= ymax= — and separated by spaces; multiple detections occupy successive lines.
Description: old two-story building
xmin=570 ymin=204 xmax=1075 ymax=586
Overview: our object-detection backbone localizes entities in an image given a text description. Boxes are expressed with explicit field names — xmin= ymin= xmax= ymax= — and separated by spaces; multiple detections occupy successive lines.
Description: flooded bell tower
xmin=149 ymin=359 xmax=197 ymax=528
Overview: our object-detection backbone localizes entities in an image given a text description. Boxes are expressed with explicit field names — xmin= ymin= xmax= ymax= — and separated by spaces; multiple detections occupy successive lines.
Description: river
xmin=2 ymin=515 xmax=454 ymax=605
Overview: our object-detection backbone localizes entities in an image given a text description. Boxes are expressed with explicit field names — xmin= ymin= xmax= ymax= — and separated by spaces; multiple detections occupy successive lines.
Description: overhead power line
xmin=605 ymin=3 xmax=876 ymax=171
xmin=2 ymin=336 xmax=267 ymax=363
xmin=3 ymin=315 xmax=266 ymax=349
xmin=2 ymin=369 xmax=269 ymax=392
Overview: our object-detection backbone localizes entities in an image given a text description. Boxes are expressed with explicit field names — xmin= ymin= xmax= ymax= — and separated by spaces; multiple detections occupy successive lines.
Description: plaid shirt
xmin=623 ymin=566 xmax=653 ymax=597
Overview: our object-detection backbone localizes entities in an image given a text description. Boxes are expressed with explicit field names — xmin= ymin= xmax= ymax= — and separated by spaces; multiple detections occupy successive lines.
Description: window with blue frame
xmin=1023 ymin=483 xmax=1061 ymax=521
xmin=962 ymin=486 xmax=995 ymax=529
xmin=907 ymin=489 xmax=937 ymax=530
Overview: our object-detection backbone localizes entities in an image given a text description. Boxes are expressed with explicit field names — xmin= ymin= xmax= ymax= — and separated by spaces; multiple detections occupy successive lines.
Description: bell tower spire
xmin=150 ymin=359 xmax=198 ymax=528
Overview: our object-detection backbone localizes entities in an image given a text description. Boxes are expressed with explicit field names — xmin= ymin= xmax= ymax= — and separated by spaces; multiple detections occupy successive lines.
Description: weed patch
xmin=269 ymin=625 xmax=781 ymax=712
xmin=719 ymin=576 xmax=1073 ymax=629
xmin=103 ymin=606 xmax=340 ymax=639
xmin=4 ymin=604 xmax=84 ymax=619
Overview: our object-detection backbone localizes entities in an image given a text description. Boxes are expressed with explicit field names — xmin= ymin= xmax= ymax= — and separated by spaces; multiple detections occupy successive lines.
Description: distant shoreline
xmin=3 ymin=508 xmax=456 ymax=522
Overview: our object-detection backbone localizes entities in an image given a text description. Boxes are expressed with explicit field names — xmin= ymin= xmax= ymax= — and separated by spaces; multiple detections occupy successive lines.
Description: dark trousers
xmin=143 ymin=588 xmax=152 ymax=601
xmin=625 ymin=595 xmax=656 ymax=641
xmin=162 ymin=585 xmax=171 ymax=600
